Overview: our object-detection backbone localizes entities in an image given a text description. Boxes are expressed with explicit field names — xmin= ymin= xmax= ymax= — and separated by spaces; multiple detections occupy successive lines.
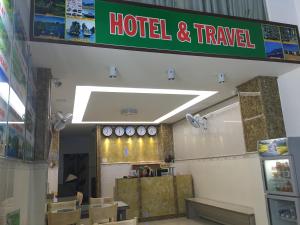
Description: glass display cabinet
xmin=258 ymin=137 xmax=300 ymax=225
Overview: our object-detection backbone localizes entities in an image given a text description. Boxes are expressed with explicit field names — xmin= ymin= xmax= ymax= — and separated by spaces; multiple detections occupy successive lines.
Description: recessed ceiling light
xmin=72 ymin=86 xmax=217 ymax=124
xmin=121 ymin=108 xmax=138 ymax=116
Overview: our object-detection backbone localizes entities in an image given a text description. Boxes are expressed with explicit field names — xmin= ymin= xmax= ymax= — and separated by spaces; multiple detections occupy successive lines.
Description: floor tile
xmin=139 ymin=217 xmax=220 ymax=225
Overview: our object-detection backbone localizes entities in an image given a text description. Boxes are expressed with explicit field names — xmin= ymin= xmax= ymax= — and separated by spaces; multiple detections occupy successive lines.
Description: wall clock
xmin=115 ymin=126 xmax=125 ymax=137
xmin=147 ymin=126 xmax=157 ymax=136
xmin=125 ymin=126 xmax=135 ymax=136
xmin=102 ymin=126 xmax=113 ymax=137
xmin=137 ymin=126 xmax=146 ymax=136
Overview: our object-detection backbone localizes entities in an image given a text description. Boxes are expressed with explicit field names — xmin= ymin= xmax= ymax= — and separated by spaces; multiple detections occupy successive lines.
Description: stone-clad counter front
xmin=114 ymin=175 xmax=194 ymax=221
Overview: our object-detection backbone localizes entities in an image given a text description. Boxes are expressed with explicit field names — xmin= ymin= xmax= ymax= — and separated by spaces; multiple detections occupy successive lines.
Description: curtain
xmin=125 ymin=0 xmax=267 ymax=20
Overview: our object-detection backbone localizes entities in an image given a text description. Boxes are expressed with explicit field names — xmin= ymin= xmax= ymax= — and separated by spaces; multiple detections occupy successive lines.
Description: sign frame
xmin=30 ymin=0 xmax=300 ymax=64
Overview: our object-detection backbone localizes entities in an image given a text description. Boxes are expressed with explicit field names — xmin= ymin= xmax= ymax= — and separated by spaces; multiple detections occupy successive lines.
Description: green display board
xmin=32 ymin=0 xmax=300 ymax=62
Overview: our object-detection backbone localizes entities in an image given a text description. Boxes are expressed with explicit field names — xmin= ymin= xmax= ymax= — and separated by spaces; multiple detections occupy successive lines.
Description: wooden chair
xmin=48 ymin=200 xmax=77 ymax=212
xmin=47 ymin=208 xmax=81 ymax=225
xmin=101 ymin=218 xmax=137 ymax=225
xmin=89 ymin=197 xmax=113 ymax=206
xmin=77 ymin=192 xmax=84 ymax=206
xmin=89 ymin=203 xmax=117 ymax=224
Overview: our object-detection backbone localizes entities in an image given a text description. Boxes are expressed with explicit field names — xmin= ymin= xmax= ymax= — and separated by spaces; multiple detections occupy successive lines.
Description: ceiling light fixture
xmin=121 ymin=108 xmax=138 ymax=116
xmin=72 ymin=86 xmax=218 ymax=124
xmin=109 ymin=66 xmax=118 ymax=79
xmin=217 ymin=73 xmax=225 ymax=84
xmin=167 ymin=68 xmax=176 ymax=81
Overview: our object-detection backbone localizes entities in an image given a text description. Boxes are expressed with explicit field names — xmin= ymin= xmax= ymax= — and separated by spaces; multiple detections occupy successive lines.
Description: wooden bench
xmin=185 ymin=198 xmax=256 ymax=225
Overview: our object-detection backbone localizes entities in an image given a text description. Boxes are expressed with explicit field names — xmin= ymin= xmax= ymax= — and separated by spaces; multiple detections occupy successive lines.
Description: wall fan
xmin=53 ymin=112 xmax=73 ymax=131
xmin=186 ymin=113 xmax=207 ymax=129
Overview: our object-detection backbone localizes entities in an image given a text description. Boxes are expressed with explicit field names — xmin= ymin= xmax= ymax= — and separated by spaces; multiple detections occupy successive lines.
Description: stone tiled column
xmin=96 ymin=125 xmax=102 ymax=197
xmin=34 ymin=68 xmax=52 ymax=161
xmin=157 ymin=124 xmax=174 ymax=161
xmin=237 ymin=76 xmax=286 ymax=152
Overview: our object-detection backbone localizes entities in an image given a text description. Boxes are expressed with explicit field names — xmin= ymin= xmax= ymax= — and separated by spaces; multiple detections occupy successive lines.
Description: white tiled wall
xmin=173 ymin=100 xmax=269 ymax=225
xmin=173 ymin=101 xmax=246 ymax=160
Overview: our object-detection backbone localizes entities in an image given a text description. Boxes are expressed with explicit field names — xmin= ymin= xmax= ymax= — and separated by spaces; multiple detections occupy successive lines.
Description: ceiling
xmin=29 ymin=41 xmax=300 ymax=125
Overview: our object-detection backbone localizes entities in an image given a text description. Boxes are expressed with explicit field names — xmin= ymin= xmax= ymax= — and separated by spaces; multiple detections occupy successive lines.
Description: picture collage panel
xmin=65 ymin=0 xmax=95 ymax=43
xmin=34 ymin=0 xmax=66 ymax=40
xmin=0 ymin=0 xmax=13 ymax=157
xmin=34 ymin=0 xmax=95 ymax=43
xmin=280 ymin=27 xmax=300 ymax=61
xmin=0 ymin=0 xmax=36 ymax=160
xmin=262 ymin=24 xmax=300 ymax=61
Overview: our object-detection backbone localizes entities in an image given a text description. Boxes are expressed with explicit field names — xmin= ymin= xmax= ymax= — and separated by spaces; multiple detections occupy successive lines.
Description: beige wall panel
xmin=140 ymin=176 xmax=176 ymax=218
xmin=115 ymin=178 xmax=140 ymax=219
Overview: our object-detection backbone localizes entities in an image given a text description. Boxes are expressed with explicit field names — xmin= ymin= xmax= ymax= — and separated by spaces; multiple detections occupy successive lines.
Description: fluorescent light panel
xmin=72 ymin=86 xmax=217 ymax=124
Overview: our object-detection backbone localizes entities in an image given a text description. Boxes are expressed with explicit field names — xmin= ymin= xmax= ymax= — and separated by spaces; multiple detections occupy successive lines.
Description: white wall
xmin=278 ymin=68 xmax=300 ymax=137
xmin=265 ymin=0 xmax=298 ymax=25
xmin=174 ymin=101 xmax=246 ymax=159
xmin=173 ymin=100 xmax=269 ymax=225
xmin=0 ymin=159 xmax=48 ymax=225
xmin=101 ymin=164 xmax=132 ymax=197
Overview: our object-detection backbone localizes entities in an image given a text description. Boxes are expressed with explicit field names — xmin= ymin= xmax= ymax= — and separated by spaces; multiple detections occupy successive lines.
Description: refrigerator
xmin=259 ymin=137 xmax=300 ymax=225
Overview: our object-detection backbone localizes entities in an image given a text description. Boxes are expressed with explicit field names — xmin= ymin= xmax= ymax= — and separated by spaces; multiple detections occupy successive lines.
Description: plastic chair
xmin=89 ymin=197 xmax=113 ymax=206
xmin=89 ymin=203 xmax=117 ymax=224
xmin=48 ymin=200 xmax=77 ymax=212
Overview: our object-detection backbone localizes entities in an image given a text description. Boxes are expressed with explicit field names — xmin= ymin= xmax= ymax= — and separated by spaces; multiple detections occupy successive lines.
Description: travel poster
xmin=0 ymin=0 xmax=13 ymax=35
xmin=7 ymin=107 xmax=25 ymax=159
xmin=262 ymin=24 xmax=284 ymax=59
xmin=258 ymin=138 xmax=288 ymax=156
xmin=280 ymin=27 xmax=300 ymax=61
xmin=11 ymin=45 xmax=27 ymax=106
xmin=34 ymin=0 xmax=66 ymax=40
xmin=65 ymin=0 xmax=95 ymax=43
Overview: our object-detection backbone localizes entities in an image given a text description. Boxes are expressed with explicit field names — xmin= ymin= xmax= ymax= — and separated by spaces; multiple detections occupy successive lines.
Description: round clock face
xmin=115 ymin=126 xmax=125 ymax=137
xmin=125 ymin=126 xmax=135 ymax=136
xmin=147 ymin=126 xmax=157 ymax=136
xmin=102 ymin=126 xmax=113 ymax=137
xmin=137 ymin=126 xmax=146 ymax=136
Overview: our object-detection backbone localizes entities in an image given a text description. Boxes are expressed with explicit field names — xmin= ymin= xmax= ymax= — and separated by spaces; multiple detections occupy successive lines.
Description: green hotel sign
xmin=95 ymin=1 xmax=265 ymax=59
xmin=33 ymin=0 xmax=300 ymax=62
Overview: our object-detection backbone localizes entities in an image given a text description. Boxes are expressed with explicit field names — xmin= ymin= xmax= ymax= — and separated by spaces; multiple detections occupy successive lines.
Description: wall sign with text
xmin=32 ymin=0 xmax=300 ymax=62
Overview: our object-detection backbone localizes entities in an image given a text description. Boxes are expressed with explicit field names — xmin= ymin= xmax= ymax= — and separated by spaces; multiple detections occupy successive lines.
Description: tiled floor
xmin=139 ymin=217 xmax=220 ymax=225
xmin=81 ymin=217 xmax=220 ymax=225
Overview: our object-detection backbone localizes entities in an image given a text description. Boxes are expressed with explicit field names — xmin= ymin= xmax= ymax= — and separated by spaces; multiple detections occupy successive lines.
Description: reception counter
xmin=114 ymin=175 xmax=194 ymax=221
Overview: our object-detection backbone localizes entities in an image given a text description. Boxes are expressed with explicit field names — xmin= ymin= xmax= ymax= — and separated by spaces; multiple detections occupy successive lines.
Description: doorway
xmin=60 ymin=153 xmax=89 ymax=203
